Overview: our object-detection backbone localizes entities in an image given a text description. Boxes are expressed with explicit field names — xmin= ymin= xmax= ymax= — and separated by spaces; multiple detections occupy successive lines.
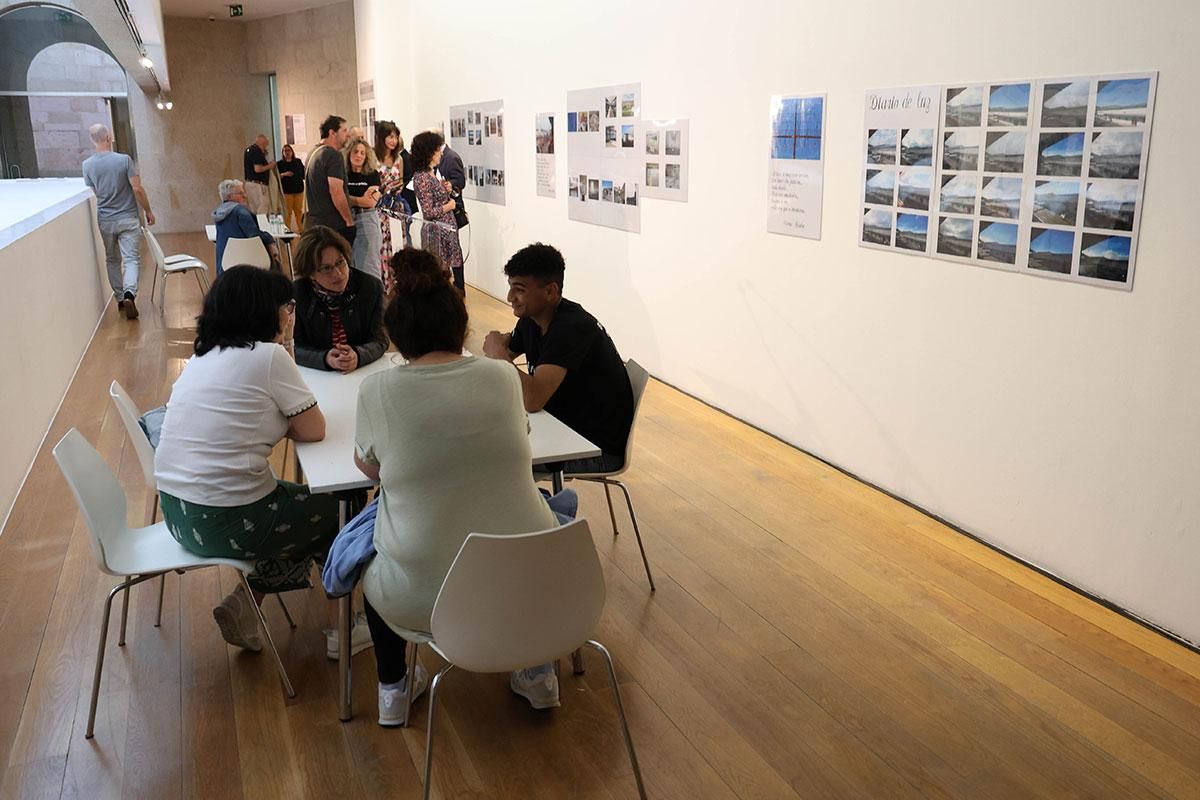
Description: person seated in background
xmin=483 ymin=243 xmax=634 ymax=473
xmin=291 ymin=225 xmax=387 ymax=373
xmin=354 ymin=247 xmax=566 ymax=725
xmin=212 ymin=179 xmax=279 ymax=274
xmin=154 ymin=266 xmax=340 ymax=650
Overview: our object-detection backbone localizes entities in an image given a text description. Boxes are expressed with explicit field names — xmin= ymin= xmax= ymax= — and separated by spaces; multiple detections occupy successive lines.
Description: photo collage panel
xmin=567 ymin=172 xmax=639 ymax=207
xmin=860 ymin=86 xmax=939 ymax=254
xmin=448 ymin=99 xmax=507 ymax=206
xmin=926 ymin=72 xmax=1155 ymax=288
xmin=932 ymin=82 xmax=1032 ymax=268
xmin=642 ymin=119 xmax=689 ymax=201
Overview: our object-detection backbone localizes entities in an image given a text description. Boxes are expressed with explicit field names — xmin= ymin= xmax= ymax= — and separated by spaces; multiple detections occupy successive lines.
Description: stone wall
xmin=245 ymin=1 xmax=358 ymax=161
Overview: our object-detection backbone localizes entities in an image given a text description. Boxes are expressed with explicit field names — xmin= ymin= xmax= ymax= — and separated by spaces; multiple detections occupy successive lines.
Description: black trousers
xmin=363 ymin=597 xmax=408 ymax=684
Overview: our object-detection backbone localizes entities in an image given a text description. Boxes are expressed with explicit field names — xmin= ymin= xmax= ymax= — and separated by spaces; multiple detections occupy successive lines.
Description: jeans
xmin=98 ymin=215 xmax=141 ymax=297
xmin=352 ymin=209 xmax=382 ymax=281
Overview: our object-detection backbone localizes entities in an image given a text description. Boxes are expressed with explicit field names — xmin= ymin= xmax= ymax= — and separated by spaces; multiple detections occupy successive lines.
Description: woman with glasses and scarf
xmin=291 ymin=225 xmax=388 ymax=374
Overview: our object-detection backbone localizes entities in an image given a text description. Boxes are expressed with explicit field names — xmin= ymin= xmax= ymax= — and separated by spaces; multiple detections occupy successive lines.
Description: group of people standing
xmin=237 ymin=115 xmax=468 ymax=295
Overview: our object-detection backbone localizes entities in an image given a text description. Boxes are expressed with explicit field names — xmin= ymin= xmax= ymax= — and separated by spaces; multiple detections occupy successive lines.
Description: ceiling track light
xmin=155 ymin=94 xmax=172 ymax=110
xmin=138 ymin=53 xmax=153 ymax=69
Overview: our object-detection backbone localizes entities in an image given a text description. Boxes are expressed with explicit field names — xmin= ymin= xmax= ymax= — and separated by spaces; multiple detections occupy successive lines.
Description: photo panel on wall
xmin=567 ymin=82 xmax=642 ymax=232
xmin=860 ymin=85 xmax=939 ymax=254
xmin=449 ymin=98 xmax=507 ymax=205
xmin=769 ymin=94 xmax=826 ymax=239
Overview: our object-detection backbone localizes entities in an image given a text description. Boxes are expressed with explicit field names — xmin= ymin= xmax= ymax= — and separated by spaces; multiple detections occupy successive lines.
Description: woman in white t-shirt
xmin=155 ymin=266 xmax=339 ymax=652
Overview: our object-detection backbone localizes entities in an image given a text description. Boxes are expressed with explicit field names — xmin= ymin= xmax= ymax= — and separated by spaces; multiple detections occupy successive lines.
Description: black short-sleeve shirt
xmin=510 ymin=299 xmax=633 ymax=458
xmin=243 ymin=144 xmax=269 ymax=184
xmin=305 ymin=145 xmax=350 ymax=229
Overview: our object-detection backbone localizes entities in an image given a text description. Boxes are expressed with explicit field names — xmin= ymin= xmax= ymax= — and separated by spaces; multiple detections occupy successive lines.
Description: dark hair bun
xmin=390 ymin=247 xmax=447 ymax=294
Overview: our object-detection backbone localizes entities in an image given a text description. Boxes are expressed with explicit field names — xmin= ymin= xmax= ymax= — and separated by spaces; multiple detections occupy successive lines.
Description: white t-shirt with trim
xmin=155 ymin=342 xmax=316 ymax=507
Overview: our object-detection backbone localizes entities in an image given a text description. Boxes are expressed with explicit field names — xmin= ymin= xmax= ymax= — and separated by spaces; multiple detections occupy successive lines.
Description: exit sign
xmin=228 ymin=4 xmax=243 ymax=16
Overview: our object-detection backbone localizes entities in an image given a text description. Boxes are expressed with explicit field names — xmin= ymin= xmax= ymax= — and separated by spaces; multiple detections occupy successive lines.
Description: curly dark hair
xmin=194 ymin=266 xmax=294 ymax=356
xmin=409 ymin=131 xmax=445 ymax=172
xmin=319 ymin=114 xmax=346 ymax=139
xmin=384 ymin=248 xmax=467 ymax=359
xmin=503 ymin=242 xmax=565 ymax=289
xmin=292 ymin=225 xmax=352 ymax=280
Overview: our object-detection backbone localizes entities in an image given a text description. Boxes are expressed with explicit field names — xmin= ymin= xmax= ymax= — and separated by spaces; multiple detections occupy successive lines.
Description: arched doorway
xmin=0 ymin=4 xmax=135 ymax=179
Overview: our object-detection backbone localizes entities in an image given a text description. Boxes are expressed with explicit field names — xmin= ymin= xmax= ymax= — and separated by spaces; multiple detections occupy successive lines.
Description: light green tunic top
xmin=355 ymin=356 xmax=558 ymax=633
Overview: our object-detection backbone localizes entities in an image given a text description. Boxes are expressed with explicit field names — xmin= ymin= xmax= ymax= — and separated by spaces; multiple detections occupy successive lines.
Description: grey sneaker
xmin=510 ymin=664 xmax=560 ymax=709
xmin=212 ymin=585 xmax=263 ymax=652
xmin=378 ymin=664 xmax=428 ymax=727
xmin=324 ymin=611 xmax=375 ymax=659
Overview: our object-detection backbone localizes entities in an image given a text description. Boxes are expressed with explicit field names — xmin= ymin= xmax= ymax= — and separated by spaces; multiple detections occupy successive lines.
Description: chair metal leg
xmin=154 ymin=574 xmax=166 ymax=628
xmin=117 ymin=576 xmax=132 ymax=646
xmin=603 ymin=482 xmax=619 ymax=535
xmin=614 ymin=480 xmax=655 ymax=592
xmin=150 ymin=262 xmax=159 ymax=305
xmin=586 ymin=640 xmax=647 ymax=799
xmin=239 ymin=573 xmax=295 ymax=698
xmin=402 ymin=641 xmax=419 ymax=728
xmin=423 ymin=663 xmax=455 ymax=800
xmin=87 ymin=573 xmax=160 ymax=739
xmin=275 ymin=594 xmax=297 ymax=629
xmin=86 ymin=582 xmax=122 ymax=738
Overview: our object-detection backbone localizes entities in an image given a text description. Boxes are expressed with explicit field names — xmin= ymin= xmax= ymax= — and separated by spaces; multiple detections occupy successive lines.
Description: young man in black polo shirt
xmin=483 ymin=243 xmax=634 ymax=472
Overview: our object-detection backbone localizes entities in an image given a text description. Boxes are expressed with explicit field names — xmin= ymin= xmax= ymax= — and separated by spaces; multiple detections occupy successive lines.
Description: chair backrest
xmin=221 ymin=236 xmax=270 ymax=271
xmin=430 ymin=519 xmax=605 ymax=673
xmin=622 ymin=359 xmax=650 ymax=468
xmin=109 ymin=380 xmax=156 ymax=491
xmin=52 ymin=428 xmax=129 ymax=574
xmin=141 ymin=226 xmax=167 ymax=271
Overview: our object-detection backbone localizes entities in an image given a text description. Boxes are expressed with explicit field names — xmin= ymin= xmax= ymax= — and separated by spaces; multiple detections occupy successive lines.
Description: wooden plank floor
xmin=1 ymin=231 xmax=1199 ymax=799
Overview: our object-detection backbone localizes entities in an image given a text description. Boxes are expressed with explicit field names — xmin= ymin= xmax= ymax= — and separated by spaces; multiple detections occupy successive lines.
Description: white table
xmin=293 ymin=354 xmax=601 ymax=720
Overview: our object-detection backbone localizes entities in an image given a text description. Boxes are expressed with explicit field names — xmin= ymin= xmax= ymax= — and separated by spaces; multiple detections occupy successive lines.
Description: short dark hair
xmin=384 ymin=248 xmax=467 ymax=359
xmin=320 ymin=114 xmax=346 ymax=139
xmin=293 ymin=225 xmax=352 ymax=280
xmin=410 ymin=131 xmax=445 ymax=172
xmin=374 ymin=120 xmax=402 ymax=164
xmin=503 ymin=242 xmax=565 ymax=288
xmin=194 ymin=266 xmax=294 ymax=356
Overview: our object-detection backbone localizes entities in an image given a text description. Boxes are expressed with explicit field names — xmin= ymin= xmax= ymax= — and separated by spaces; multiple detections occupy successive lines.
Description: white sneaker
xmin=510 ymin=664 xmax=560 ymax=709
xmin=212 ymin=585 xmax=263 ymax=652
xmin=378 ymin=664 xmax=428 ymax=727
xmin=325 ymin=611 xmax=375 ymax=660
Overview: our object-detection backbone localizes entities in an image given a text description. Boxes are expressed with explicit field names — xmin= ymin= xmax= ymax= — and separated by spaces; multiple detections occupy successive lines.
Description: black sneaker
xmin=123 ymin=291 xmax=138 ymax=320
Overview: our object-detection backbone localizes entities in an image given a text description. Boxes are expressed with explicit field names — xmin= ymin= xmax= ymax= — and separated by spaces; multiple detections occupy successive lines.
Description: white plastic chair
xmin=221 ymin=236 xmax=271 ymax=272
xmin=143 ymin=227 xmax=210 ymax=312
xmin=52 ymin=428 xmax=297 ymax=740
xmin=562 ymin=359 xmax=655 ymax=591
xmin=414 ymin=519 xmax=646 ymax=799
xmin=108 ymin=381 xmax=297 ymax=641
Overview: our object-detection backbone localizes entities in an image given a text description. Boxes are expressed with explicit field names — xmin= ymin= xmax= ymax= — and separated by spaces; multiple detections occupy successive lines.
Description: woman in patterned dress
xmin=374 ymin=120 xmax=406 ymax=293
xmin=409 ymin=131 xmax=462 ymax=281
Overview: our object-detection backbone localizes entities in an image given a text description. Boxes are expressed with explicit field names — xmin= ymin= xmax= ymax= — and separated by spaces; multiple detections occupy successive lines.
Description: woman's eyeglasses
xmin=316 ymin=257 xmax=349 ymax=275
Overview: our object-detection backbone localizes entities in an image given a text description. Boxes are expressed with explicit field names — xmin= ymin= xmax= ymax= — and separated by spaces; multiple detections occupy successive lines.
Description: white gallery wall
xmin=356 ymin=0 xmax=1200 ymax=645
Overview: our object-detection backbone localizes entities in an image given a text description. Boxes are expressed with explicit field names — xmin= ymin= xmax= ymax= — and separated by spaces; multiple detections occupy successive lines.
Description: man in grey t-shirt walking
xmin=82 ymin=124 xmax=155 ymax=320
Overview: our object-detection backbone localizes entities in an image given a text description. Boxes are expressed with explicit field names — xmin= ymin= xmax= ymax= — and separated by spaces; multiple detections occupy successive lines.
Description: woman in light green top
xmin=353 ymin=247 xmax=563 ymax=725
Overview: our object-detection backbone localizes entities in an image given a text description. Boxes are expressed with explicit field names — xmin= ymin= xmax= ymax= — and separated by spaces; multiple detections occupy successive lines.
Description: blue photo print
xmin=567 ymin=112 xmax=578 ymax=133
xmin=771 ymin=95 xmax=824 ymax=160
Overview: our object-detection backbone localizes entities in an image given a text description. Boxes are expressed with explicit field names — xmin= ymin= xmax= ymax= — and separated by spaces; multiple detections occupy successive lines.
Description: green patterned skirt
xmin=160 ymin=480 xmax=340 ymax=593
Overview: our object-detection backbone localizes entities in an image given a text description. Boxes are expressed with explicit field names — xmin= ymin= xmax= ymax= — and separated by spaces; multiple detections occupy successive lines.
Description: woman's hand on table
xmin=326 ymin=344 xmax=359 ymax=373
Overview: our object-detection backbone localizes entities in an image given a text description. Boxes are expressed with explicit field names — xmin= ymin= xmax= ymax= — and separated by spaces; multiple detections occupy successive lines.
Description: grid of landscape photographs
xmin=931 ymin=72 xmax=1155 ymax=289
xmin=448 ymin=101 xmax=506 ymax=205
xmin=861 ymin=108 xmax=937 ymax=254
xmin=932 ymin=82 xmax=1031 ymax=270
